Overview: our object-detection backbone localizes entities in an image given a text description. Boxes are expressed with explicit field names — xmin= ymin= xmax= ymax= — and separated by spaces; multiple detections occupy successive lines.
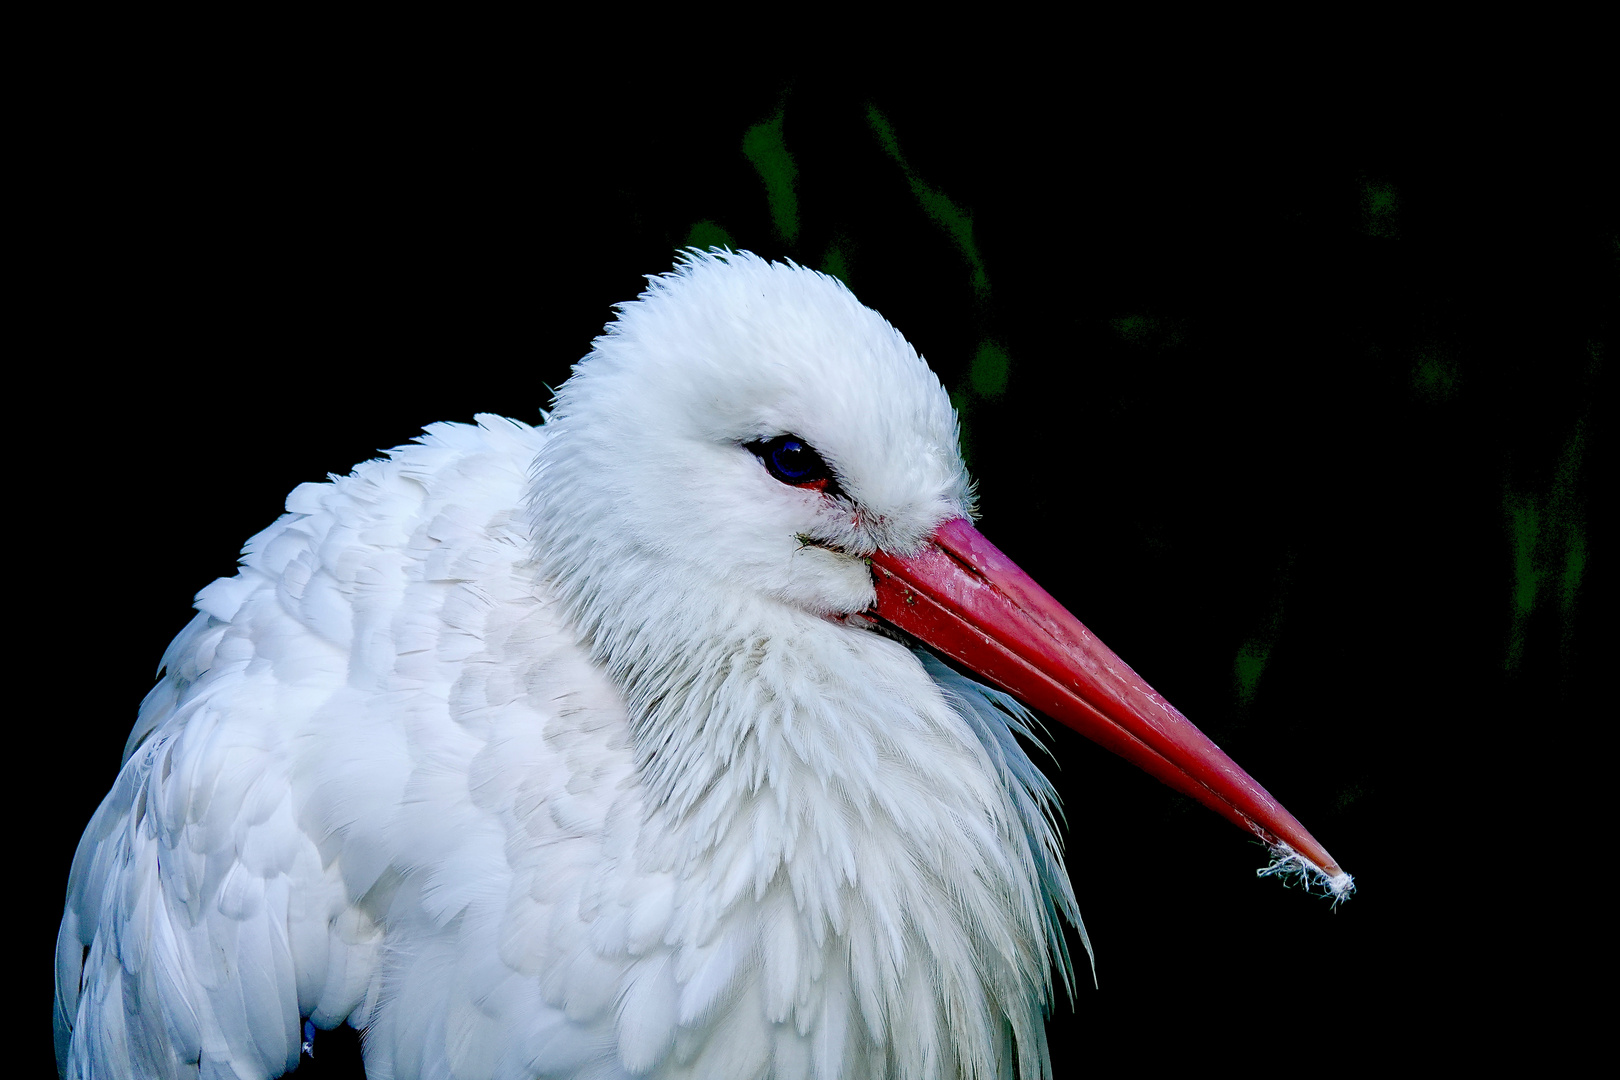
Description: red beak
xmin=868 ymin=517 xmax=1351 ymax=896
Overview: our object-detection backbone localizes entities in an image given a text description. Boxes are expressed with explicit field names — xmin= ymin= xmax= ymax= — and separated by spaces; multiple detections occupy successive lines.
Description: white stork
xmin=55 ymin=250 xmax=1350 ymax=1080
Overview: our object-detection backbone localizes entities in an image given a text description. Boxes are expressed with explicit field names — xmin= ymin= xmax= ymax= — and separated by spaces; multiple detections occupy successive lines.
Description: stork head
xmin=534 ymin=249 xmax=971 ymax=618
xmin=531 ymin=249 xmax=1351 ymax=899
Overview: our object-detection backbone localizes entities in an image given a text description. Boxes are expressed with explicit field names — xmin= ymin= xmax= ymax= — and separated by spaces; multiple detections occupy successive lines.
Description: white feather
xmin=58 ymin=251 xmax=1080 ymax=1079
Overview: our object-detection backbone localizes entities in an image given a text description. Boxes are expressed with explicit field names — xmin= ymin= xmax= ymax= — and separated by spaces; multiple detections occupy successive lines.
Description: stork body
xmin=58 ymin=254 xmax=1078 ymax=1079
xmin=58 ymin=252 xmax=1347 ymax=1079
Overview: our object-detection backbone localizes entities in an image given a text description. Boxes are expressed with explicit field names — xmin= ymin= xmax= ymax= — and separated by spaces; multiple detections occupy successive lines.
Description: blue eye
xmin=747 ymin=435 xmax=840 ymax=494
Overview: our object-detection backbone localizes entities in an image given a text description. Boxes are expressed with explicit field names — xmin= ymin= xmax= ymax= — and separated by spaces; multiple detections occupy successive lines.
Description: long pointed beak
xmin=868 ymin=517 xmax=1351 ymax=897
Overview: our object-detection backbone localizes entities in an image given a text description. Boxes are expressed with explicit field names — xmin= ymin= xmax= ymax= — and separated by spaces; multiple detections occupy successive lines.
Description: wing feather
xmin=59 ymin=417 xmax=649 ymax=1078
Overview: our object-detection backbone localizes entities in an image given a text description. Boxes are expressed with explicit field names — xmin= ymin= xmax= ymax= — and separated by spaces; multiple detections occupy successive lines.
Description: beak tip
xmin=1258 ymin=843 xmax=1355 ymax=906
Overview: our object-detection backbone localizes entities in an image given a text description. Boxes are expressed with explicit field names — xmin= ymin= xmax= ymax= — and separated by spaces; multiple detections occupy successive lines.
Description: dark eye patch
xmin=746 ymin=435 xmax=842 ymax=496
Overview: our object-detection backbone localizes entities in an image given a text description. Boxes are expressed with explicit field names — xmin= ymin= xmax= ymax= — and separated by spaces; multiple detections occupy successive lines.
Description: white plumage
xmin=57 ymin=252 xmax=1084 ymax=1079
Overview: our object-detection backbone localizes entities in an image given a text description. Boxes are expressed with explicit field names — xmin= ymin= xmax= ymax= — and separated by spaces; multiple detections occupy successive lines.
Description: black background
xmin=32 ymin=34 xmax=1609 ymax=1076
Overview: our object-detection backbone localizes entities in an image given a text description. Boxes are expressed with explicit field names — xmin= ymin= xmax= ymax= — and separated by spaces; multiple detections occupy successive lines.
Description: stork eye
xmin=747 ymin=435 xmax=840 ymax=494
